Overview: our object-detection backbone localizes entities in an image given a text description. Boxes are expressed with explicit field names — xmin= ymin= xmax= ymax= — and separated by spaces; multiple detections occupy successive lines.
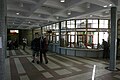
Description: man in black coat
xmin=39 ymin=35 xmax=48 ymax=64
xmin=102 ymin=39 xmax=110 ymax=59
xmin=31 ymin=33 xmax=40 ymax=64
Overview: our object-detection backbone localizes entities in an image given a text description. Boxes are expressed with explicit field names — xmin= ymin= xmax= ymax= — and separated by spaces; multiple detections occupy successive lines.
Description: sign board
xmin=0 ymin=37 xmax=2 ymax=48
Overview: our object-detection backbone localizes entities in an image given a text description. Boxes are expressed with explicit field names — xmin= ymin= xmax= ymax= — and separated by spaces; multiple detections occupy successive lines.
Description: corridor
xmin=5 ymin=47 xmax=120 ymax=80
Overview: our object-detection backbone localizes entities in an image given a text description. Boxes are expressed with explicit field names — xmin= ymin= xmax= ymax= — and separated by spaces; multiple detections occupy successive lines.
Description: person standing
xmin=39 ymin=35 xmax=48 ymax=64
xmin=102 ymin=39 xmax=110 ymax=59
xmin=31 ymin=33 xmax=40 ymax=64
xmin=22 ymin=37 xmax=27 ymax=50
xmin=14 ymin=38 xmax=18 ymax=49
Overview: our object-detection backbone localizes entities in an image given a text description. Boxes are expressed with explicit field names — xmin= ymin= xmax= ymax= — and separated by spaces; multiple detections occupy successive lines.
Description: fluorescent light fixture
xmin=90 ymin=15 xmax=93 ymax=17
xmin=68 ymin=12 xmax=71 ymax=15
xmin=109 ymin=4 xmax=112 ymax=6
xmin=16 ymin=12 xmax=19 ymax=15
xmin=60 ymin=0 xmax=65 ymax=2
xmin=10 ymin=30 xmax=19 ymax=33
xmin=103 ymin=5 xmax=107 ymax=7
xmin=56 ymin=16 xmax=59 ymax=19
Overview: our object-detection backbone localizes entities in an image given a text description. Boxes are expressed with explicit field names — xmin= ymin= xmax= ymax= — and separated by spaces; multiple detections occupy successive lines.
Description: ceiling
xmin=7 ymin=0 xmax=120 ymax=29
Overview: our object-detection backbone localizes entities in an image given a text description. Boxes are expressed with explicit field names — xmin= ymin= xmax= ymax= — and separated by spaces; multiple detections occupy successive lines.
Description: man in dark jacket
xmin=39 ymin=35 xmax=48 ymax=64
xmin=31 ymin=33 xmax=40 ymax=64
xmin=102 ymin=39 xmax=110 ymax=59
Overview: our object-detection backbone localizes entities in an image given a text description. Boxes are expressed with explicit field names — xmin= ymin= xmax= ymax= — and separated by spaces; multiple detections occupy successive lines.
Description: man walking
xmin=31 ymin=33 xmax=40 ymax=64
xmin=39 ymin=35 xmax=48 ymax=64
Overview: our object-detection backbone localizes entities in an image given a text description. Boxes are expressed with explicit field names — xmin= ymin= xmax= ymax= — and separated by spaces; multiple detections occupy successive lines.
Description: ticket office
xmin=43 ymin=19 xmax=109 ymax=48
xmin=42 ymin=19 xmax=109 ymax=57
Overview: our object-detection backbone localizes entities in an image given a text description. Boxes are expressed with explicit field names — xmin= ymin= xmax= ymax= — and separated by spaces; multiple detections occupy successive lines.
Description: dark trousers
xmin=40 ymin=50 xmax=48 ymax=63
xmin=103 ymin=48 xmax=109 ymax=59
xmin=23 ymin=43 xmax=26 ymax=50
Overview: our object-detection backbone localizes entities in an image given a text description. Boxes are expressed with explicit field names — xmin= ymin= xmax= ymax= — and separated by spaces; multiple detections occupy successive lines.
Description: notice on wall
xmin=0 ymin=37 xmax=2 ymax=48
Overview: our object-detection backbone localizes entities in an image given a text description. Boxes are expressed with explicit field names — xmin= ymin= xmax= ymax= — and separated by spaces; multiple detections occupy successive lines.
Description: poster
xmin=0 ymin=37 xmax=2 ymax=48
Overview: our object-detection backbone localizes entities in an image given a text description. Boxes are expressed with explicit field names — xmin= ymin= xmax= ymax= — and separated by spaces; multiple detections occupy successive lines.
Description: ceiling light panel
xmin=60 ymin=0 xmax=65 ymax=3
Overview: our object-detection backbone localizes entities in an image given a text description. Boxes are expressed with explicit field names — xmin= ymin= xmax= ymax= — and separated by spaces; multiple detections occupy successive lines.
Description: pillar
xmin=0 ymin=0 xmax=7 ymax=80
xmin=59 ymin=22 xmax=61 ymax=54
xmin=109 ymin=7 xmax=117 ymax=70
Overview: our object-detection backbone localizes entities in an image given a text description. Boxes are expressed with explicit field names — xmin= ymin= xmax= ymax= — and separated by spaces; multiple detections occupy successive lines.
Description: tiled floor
xmin=5 ymin=48 xmax=120 ymax=80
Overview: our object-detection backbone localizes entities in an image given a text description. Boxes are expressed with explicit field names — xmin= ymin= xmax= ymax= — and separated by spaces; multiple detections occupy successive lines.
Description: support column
xmin=59 ymin=22 xmax=61 ymax=54
xmin=109 ymin=7 xmax=117 ymax=70
xmin=0 ymin=0 xmax=7 ymax=80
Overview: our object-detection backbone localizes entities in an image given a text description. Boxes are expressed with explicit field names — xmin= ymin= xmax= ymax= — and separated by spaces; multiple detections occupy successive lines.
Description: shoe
xmin=45 ymin=61 xmax=48 ymax=64
xmin=32 ymin=60 xmax=34 ymax=63
xmin=37 ymin=61 xmax=39 ymax=64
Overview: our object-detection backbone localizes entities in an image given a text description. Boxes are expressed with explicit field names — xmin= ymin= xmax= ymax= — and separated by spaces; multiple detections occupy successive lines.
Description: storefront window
xmin=88 ymin=19 xmax=98 ymax=28
xmin=99 ymin=20 xmax=108 ymax=28
xmin=56 ymin=23 xmax=59 ymax=29
xmin=56 ymin=33 xmax=59 ymax=43
xmin=49 ymin=25 xmax=52 ymax=29
xmin=67 ymin=20 xmax=75 ymax=29
xmin=61 ymin=21 xmax=66 ymax=29
xmin=42 ymin=19 xmax=109 ymax=49
xmin=53 ymin=24 xmax=56 ymax=30
xmin=76 ymin=20 xmax=86 ymax=28
xmin=99 ymin=32 xmax=109 ymax=44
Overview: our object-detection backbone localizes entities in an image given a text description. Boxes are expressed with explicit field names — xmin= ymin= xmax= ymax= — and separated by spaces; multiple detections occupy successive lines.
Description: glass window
xmin=71 ymin=20 xmax=75 ymax=28
xmin=88 ymin=19 xmax=98 ymax=28
xmin=61 ymin=35 xmax=66 ymax=47
xmin=99 ymin=20 xmax=108 ymax=28
xmin=49 ymin=25 xmax=52 ymax=29
xmin=53 ymin=24 xmax=56 ymax=30
xmin=47 ymin=26 xmax=50 ymax=30
xmin=87 ymin=32 xmax=98 ymax=48
xmin=61 ymin=21 xmax=66 ymax=29
xmin=76 ymin=20 xmax=86 ymax=28
xmin=67 ymin=21 xmax=71 ymax=28
xmin=53 ymin=35 xmax=55 ymax=43
xmin=56 ymin=35 xmax=59 ymax=43
xmin=99 ymin=32 xmax=109 ymax=44
xmin=67 ymin=20 xmax=75 ymax=28
xmin=56 ymin=23 xmax=59 ymax=29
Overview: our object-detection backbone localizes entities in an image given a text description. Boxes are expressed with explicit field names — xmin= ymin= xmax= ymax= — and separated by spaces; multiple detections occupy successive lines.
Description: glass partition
xmin=61 ymin=21 xmax=66 ymax=29
xmin=99 ymin=20 xmax=108 ymax=28
xmin=88 ymin=19 xmax=98 ymax=28
xmin=42 ymin=19 xmax=109 ymax=49
xmin=67 ymin=20 xmax=75 ymax=29
xmin=76 ymin=20 xmax=86 ymax=28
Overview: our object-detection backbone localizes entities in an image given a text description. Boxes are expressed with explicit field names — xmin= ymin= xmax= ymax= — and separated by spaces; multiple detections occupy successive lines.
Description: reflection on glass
xmin=56 ymin=36 xmax=59 ymax=43
xmin=99 ymin=32 xmax=108 ymax=44
xmin=76 ymin=20 xmax=86 ymax=28
xmin=61 ymin=21 xmax=66 ymax=29
xmin=67 ymin=20 xmax=75 ymax=28
xmin=88 ymin=19 xmax=98 ymax=28
xmin=99 ymin=20 xmax=108 ymax=28
xmin=53 ymin=24 xmax=56 ymax=29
